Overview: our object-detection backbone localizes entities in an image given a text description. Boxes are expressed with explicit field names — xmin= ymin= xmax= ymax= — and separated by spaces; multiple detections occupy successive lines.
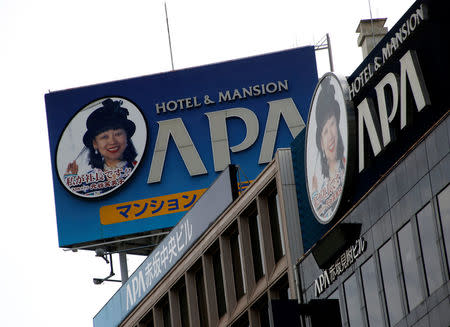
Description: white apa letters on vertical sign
xmin=357 ymin=49 xmax=430 ymax=172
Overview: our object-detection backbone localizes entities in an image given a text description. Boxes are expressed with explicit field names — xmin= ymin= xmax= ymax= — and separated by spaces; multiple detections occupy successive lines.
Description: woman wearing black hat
xmin=311 ymin=79 xmax=346 ymax=220
xmin=64 ymin=98 xmax=138 ymax=196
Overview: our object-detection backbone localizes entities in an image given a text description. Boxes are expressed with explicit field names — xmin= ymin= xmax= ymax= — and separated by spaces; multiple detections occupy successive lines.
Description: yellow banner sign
xmin=100 ymin=180 xmax=252 ymax=225
xmin=100 ymin=189 xmax=206 ymax=225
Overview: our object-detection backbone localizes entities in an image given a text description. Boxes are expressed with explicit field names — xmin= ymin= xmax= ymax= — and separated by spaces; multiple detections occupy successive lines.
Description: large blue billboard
xmin=45 ymin=46 xmax=318 ymax=247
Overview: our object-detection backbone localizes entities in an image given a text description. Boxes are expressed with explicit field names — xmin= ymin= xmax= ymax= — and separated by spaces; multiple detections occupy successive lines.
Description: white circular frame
xmin=56 ymin=97 xmax=147 ymax=198
xmin=305 ymin=73 xmax=350 ymax=224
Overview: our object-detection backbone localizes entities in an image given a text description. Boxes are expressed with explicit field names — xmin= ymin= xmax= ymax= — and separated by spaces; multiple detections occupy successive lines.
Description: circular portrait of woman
xmin=56 ymin=97 xmax=147 ymax=198
xmin=305 ymin=74 xmax=349 ymax=224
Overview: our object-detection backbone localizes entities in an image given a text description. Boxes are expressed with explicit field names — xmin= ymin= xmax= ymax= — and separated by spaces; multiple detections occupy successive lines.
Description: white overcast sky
xmin=0 ymin=0 xmax=414 ymax=325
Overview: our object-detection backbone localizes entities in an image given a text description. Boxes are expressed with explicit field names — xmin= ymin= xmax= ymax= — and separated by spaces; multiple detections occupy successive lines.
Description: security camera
xmin=95 ymin=248 xmax=106 ymax=257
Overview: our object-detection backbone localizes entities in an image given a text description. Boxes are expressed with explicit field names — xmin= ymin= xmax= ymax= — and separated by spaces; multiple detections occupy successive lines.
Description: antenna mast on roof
xmin=165 ymin=2 xmax=175 ymax=70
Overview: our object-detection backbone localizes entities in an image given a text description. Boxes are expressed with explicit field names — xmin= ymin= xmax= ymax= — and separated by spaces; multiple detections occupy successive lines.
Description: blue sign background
xmin=45 ymin=46 xmax=317 ymax=247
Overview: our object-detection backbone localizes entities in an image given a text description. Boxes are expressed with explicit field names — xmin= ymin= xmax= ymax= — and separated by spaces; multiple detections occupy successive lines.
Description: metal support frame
xmin=314 ymin=33 xmax=334 ymax=72
xmin=119 ymin=252 xmax=129 ymax=285
xmin=63 ymin=231 xmax=170 ymax=252
xmin=93 ymin=253 xmax=122 ymax=285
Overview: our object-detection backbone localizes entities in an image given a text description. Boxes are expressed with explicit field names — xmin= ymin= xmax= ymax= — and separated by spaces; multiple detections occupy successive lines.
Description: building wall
xmin=120 ymin=149 xmax=301 ymax=327
xmin=298 ymin=114 xmax=450 ymax=327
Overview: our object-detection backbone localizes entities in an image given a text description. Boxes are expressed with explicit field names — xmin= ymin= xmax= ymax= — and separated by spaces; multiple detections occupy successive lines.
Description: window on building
xmin=271 ymin=274 xmax=290 ymax=300
xmin=328 ymin=288 xmax=339 ymax=300
xmin=175 ymin=278 xmax=190 ymax=327
xmin=398 ymin=221 xmax=424 ymax=310
xmin=437 ymin=184 xmax=450 ymax=270
xmin=229 ymin=223 xmax=246 ymax=300
xmin=194 ymin=265 xmax=209 ymax=327
xmin=139 ymin=310 xmax=154 ymax=327
xmin=246 ymin=204 xmax=265 ymax=281
xmin=210 ymin=243 xmax=227 ymax=318
xmin=251 ymin=294 xmax=270 ymax=327
xmin=379 ymin=239 xmax=403 ymax=326
xmin=157 ymin=295 xmax=171 ymax=327
xmin=327 ymin=288 xmax=343 ymax=326
xmin=417 ymin=203 xmax=444 ymax=295
xmin=230 ymin=312 xmax=249 ymax=327
xmin=267 ymin=189 xmax=285 ymax=262
xmin=361 ymin=256 xmax=383 ymax=327
xmin=344 ymin=273 xmax=364 ymax=327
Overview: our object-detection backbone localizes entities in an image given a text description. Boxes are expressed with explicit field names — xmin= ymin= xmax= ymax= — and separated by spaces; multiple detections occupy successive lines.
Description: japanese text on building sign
xmin=125 ymin=218 xmax=193 ymax=310
xmin=100 ymin=180 xmax=251 ymax=225
xmin=100 ymin=189 xmax=205 ymax=225
xmin=314 ymin=237 xmax=366 ymax=297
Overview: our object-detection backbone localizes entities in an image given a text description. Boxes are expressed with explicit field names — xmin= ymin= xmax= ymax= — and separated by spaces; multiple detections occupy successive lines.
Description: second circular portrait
xmin=305 ymin=74 xmax=349 ymax=224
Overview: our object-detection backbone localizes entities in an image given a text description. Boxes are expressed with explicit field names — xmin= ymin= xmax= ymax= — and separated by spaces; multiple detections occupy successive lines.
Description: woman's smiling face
xmin=93 ymin=128 xmax=127 ymax=166
xmin=321 ymin=115 xmax=338 ymax=163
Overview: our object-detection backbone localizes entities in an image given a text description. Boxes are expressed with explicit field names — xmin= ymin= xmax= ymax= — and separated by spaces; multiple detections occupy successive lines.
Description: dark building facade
xmin=296 ymin=0 xmax=450 ymax=325
xmin=298 ymin=114 xmax=450 ymax=327
xmin=115 ymin=149 xmax=302 ymax=327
